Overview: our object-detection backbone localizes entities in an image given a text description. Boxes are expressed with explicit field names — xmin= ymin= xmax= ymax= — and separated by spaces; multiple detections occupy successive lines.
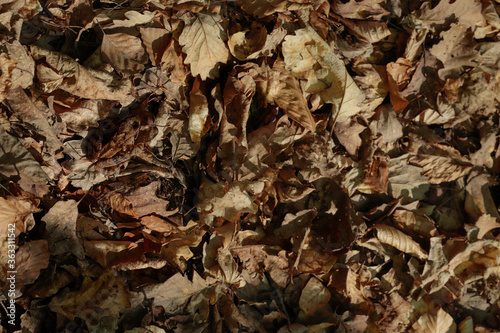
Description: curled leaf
xmin=374 ymin=224 xmax=428 ymax=260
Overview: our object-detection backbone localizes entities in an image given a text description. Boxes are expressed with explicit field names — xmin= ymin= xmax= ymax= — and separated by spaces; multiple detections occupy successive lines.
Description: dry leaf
xmin=41 ymin=200 xmax=85 ymax=259
xmin=282 ymin=26 xmax=364 ymax=122
xmin=409 ymin=144 xmax=473 ymax=184
xmin=412 ymin=308 xmax=457 ymax=333
xmin=476 ymin=214 xmax=500 ymax=240
xmin=179 ymin=12 xmax=229 ymax=79
xmin=266 ymin=59 xmax=316 ymax=132
xmin=50 ymin=270 xmax=131 ymax=326
xmin=374 ymin=224 xmax=428 ymax=260
xmin=299 ymin=277 xmax=331 ymax=315
xmin=140 ymin=27 xmax=170 ymax=66
xmin=430 ymin=24 xmax=478 ymax=80
xmin=101 ymin=33 xmax=148 ymax=75
xmin=31 ymin=46 xmax=133 ymax=105
xmin=188 ymin=77 xmax=210 ymax=142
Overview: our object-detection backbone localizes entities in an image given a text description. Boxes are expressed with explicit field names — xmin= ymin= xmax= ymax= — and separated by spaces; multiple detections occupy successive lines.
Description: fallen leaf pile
xmin=1 ymin=0 xmax=500 ymax=332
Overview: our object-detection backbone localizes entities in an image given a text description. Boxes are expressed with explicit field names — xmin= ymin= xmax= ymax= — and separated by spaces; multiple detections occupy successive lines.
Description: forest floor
xmin=1 ymin=0 xmax=500 ymax=332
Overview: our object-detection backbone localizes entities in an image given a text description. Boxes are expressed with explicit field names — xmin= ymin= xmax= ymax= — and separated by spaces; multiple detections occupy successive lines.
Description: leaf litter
xmin=0 ymin=0 xmax=500 ymax=332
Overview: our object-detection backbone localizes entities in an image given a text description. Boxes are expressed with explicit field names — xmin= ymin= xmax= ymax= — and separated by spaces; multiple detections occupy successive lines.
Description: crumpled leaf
xmin=0 ymin=52 xmax=16 ymax=102
xmin=409 ymin=144 xmax=474 ymax=184
xmin=238 ymin=0 xmax=311 ymax=18
xmin=0 ymin=124 xmax=50 ymax=184
xmin=140 ymin=271 xmax=215 ymax=315
xmin=101 ymin=33 xmax=148 ymax=75
xmin=50 ymin=270 xmax=131 ymax=326
xmin=0 ymin=197 xmax=39 ymax=289
xmin=430 ymin=24 xmax=478 ymax=80
xmin=198 ymin=179 xmax=265 ymax=227
xmin=31 ymin=46 xmax=133 ymax=105
xmin=265 ymin=59 xmax=316 ymax=132
xmin=179 ymin=12 xmax=229 ymax=80
xmin=282 ymin=26 xmax=365 ymax=122
xmin=374 ymin=224 xmax=428 ymax=260
xmin=388 ymin=154 xmax=430 ymax=204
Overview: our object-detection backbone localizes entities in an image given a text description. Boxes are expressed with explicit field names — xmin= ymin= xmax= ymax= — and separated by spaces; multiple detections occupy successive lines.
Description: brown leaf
xmin=409 ymin=144 xmax=473 ymax=184
xmin=267 ymin=59 xmax=316 ymax=132
xmin=41 ymin=200 xmax=85 ymax=259
xmin=386 ymin=58 xmax=412 ymax=112
xmin=50 ymin=270 xmax=131 ymax=326
xmin=125 ymin=182 xmax=173 ymax=218
xmin=333 ymin=0 xmax=389 ymax=20
xmin=334 ymin=120 xmax=365 ymax=156
xmin=299 ymin=277 xmax=331 ymax=315
xmin=179 ymin=12 xmax=229 ymax=80
xmin=31 ymin=46 xmax=133 ymax=105
xmin=228 ymin=21 xmax=267 ymax=61
xmin=430 ymin=24 xmax=478 ymax=80
xmin=101 ymin=33 xmax=148 ymax=75
xmin=140 ymin=27 xmax=170 ymax=66
xmin=15 ymin=240 xmax=50 ymax=289
xmin=374 ymin=224 xmax=428 ymax=260
xmin=0 ymin=52 xmax=16 ymax=102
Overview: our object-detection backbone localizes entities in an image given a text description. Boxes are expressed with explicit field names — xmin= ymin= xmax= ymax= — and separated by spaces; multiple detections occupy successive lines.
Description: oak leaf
xmin=179 ymin=12 xmax=229 ymax=80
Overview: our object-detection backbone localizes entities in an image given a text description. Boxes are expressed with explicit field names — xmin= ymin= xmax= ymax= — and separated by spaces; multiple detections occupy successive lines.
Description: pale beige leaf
xmin=0 ymin=196 xmax=39 ymax=288
xmin=409 ymin=144 xmax=473 ymax=184
xmin=198 ymin=179 xmax=264 ymax=227
xmin=179 ymin=12 xmax=229 ymax=80
xmin=299 ymin=277 xmax=331 ymax=315
xmin=429 ymin=24 xmax=478 ymax=80
xmin=333 ymin=0 xmax=389 ymax=20
xmin=412 ymin=308 xmax=457 ymax=333
xmin=416 ymin=0 xmax=483 ymax=31
xmin=343 ymin=20 xmax=391 ymax=43
xmin=189 ymin=77 xmax=210 ymax=142
xmin=374 ymin=224 xmax=428 ymax=260
xmin=476 ymin=214 xmax=500 ymax=239
xmin=282 ymin=26 xmax=364 ymax=123
xmin=101 ymin=33 xmax=148 ymax=74
xmin=5 ymin=40 xmax=34 ymax=90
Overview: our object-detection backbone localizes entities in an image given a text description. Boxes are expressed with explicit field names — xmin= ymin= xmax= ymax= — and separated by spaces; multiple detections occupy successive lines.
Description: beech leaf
xmin=101 ymin=33 xmax=148 ymax=75
xmin=374 ymin=224 xmax=428 ymax=260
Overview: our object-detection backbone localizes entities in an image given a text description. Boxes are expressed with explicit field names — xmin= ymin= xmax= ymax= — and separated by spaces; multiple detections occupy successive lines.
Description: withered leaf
xmin=179 ymin=12 xmax=229 ymax=80
xmin=101 ymin=33 xmax=148 ymax=75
